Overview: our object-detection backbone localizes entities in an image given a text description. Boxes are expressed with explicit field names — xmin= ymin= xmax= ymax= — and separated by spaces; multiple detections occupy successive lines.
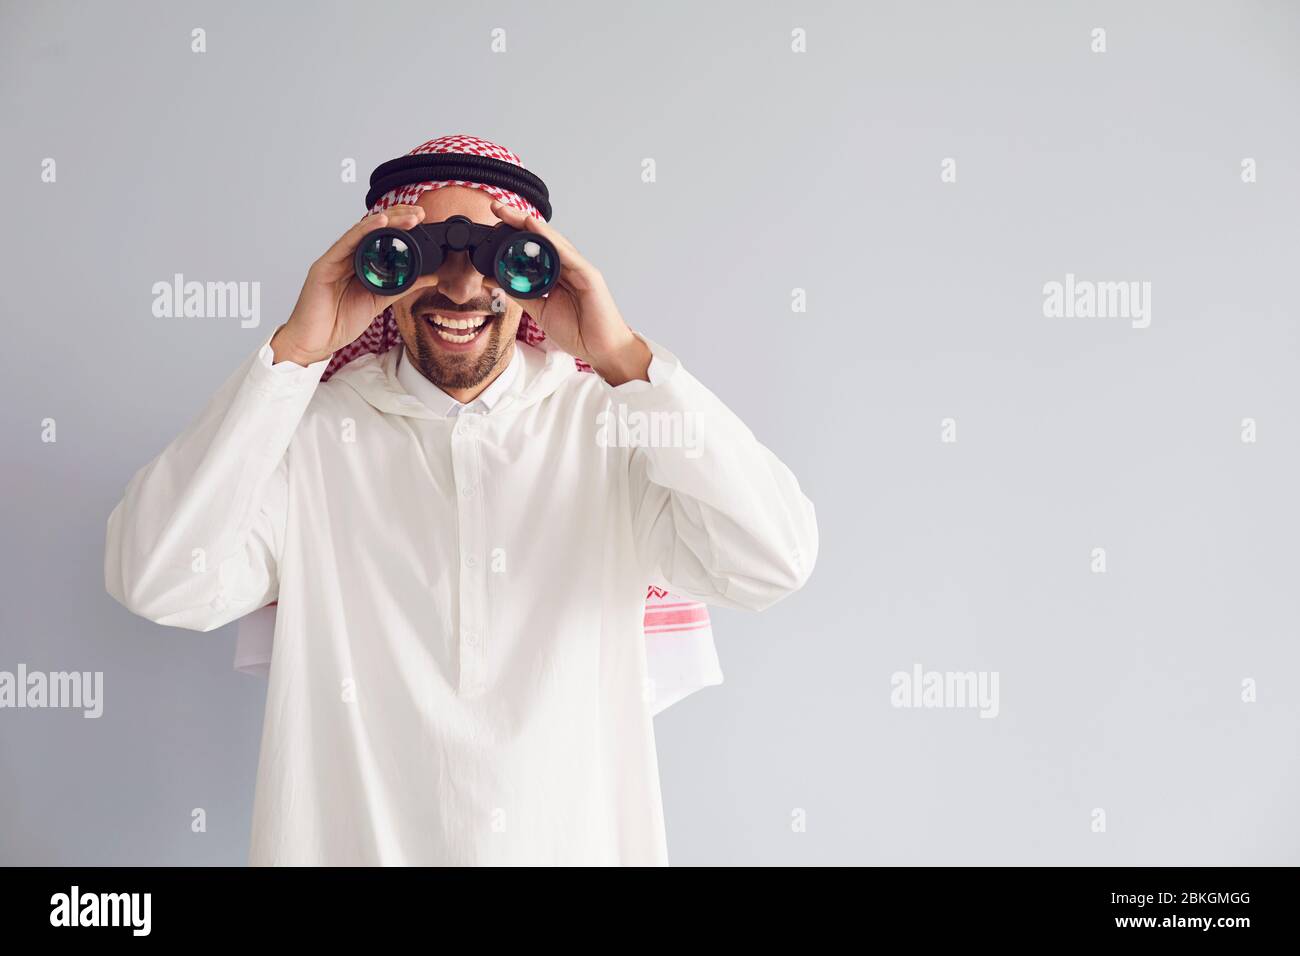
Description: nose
xmin=434 ymin=249 xmax=487 ymax=304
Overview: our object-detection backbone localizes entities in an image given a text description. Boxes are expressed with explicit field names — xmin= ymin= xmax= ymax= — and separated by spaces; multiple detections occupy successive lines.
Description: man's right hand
xmin=270 ymin=204 xmax=437 ymax=366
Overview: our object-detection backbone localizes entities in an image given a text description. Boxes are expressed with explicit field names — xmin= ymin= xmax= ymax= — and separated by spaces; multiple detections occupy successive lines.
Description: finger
xmin=530 ymin=281 xmax=580 ymax=339
xmin=488 ymin=200 xmax=573 ymax=252
xmin=387 ymin=272 xmax=440 ymax=306
xmin=318 ymin=204 xmax=426 ymax=270
xmin=488 ymin=200 xmax=598 ymax=282
xmin=357 ymin=272 xmax=439 ymax=324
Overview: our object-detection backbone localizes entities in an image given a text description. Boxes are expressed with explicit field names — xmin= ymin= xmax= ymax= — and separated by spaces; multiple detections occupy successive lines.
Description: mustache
xmin=409 ymin=290 xmax=497 ymax=315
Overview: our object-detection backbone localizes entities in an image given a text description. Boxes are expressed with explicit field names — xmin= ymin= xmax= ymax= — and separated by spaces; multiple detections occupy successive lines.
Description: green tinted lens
xmin=496 ymin=237 xmax=556 ymax=295
xmin=361 ymin=235 xmax=413 ymax=289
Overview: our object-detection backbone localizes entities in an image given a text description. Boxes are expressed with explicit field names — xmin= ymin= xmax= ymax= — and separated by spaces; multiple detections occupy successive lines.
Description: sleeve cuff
xmin=256 ymin=336 xmax=333 ymax=376
xmin=250 ymin=335 xmax=332 ymax=396
xmin=606 ymin=333 xmax=681 ymax=395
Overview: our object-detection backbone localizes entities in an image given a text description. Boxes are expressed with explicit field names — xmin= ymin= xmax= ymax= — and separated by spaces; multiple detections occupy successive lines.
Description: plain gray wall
xmin=1 ymin=0 xmax=1297 ymax=865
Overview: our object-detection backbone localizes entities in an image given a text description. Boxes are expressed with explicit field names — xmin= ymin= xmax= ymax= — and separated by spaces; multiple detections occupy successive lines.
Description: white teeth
xmin=424 ymin=313 xmax=489 ymax=345
xmin=430 ymin=313 xmax=487 ymax=330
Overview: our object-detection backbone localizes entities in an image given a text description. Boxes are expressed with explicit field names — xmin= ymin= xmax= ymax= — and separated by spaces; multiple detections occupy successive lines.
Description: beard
xmin=403 ymin=314 xmax=511 ymax=391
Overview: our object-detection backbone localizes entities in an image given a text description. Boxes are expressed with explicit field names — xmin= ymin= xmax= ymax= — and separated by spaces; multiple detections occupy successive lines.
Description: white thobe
xmin=104 ymin=331 xmax=818 ymax=865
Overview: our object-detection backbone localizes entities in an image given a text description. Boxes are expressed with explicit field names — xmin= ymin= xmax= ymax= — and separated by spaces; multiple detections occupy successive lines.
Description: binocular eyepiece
xmin=354 ymin=215 xmax=561 ymax=299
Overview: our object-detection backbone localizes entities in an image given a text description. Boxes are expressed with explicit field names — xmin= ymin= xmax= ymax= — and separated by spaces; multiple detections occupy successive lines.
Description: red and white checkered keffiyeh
xmin=233 ymin=134 xmax=722 ymax=712
xmin=323 ymin=133 xmax=582 ymax=382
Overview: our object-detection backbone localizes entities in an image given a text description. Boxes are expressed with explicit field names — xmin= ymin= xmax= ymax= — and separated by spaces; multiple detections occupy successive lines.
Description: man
xmin=105 ymin=133 xmax=818 ymax=865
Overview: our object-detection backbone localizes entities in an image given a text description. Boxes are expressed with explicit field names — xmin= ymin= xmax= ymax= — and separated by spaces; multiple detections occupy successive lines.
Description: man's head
xmin=322 ymin=133 xmax=558 ymax=389
xmin=391 ymin=185 xmax=525 ymax=396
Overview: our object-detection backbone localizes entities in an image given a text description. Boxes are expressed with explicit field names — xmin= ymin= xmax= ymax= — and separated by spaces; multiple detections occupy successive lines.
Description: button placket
xmin=452 ymin=412 xmax=487 ymax=696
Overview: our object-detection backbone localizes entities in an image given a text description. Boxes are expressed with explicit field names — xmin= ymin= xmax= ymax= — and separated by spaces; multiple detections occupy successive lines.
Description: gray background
xmin=2 ymin=0 xmax=1297 ymax=865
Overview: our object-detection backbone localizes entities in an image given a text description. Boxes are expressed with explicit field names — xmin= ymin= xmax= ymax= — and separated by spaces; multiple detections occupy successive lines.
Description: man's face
xmin=391 ymin=185 xmax=525 ymax=392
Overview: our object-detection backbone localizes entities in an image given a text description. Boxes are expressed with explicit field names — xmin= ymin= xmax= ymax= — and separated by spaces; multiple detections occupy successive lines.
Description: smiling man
xmin=105 ymin=133 xmax=818 ymax=866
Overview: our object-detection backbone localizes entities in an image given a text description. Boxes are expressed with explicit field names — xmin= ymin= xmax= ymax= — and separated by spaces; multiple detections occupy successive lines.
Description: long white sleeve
xmin=104 ymin=340 xmax=330 ymax=632
xmin=616 ymin=336 xmax=818 ymax=611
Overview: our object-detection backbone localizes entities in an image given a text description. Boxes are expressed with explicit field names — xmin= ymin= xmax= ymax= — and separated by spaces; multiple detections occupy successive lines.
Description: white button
xmin=463 ymin=554 xmax=477 ymax=568
xmin=464 ymin=630 xmax=480 ymax=646
xmin=461 ymin=485 xmax=477 ymax=498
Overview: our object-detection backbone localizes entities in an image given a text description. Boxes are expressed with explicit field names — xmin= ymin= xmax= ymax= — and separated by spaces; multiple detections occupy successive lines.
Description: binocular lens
xmin=359 ymin=235 xmax=414 ymax=291
xmin=496 ymin=237 xmax=558 ymax=296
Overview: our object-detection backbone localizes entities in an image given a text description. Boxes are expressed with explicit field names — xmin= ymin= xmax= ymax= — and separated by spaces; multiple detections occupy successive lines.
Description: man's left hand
xmin=489 ymin=200 xmax=651 ymax=385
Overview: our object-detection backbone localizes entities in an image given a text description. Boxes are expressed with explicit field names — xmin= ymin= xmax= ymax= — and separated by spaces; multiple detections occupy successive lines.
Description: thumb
xmin=363 ymin=273 xmax=439 ymax=319
xmin=389 ymin=273 xmax=440 ymax=307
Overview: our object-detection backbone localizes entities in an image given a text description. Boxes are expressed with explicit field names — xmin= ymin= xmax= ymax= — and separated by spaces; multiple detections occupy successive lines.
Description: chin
xmin=402 ymin=316 xmax=510 ymax=390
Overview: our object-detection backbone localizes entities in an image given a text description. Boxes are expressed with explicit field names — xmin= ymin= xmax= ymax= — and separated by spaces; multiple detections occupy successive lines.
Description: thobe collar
xmin=395 ymin=342 xmax=523 ymax=418
xmin=328 ymin=333 xmax=578 ymax=420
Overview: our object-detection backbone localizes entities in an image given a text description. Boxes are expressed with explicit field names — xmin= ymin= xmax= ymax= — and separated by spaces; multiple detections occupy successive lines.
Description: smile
xmin=422 ymin=312 xmax=492 ymax=344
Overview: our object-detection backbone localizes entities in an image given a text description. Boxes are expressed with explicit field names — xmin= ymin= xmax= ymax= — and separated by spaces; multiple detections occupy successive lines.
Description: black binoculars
xmin=353 ymin=215 xmax=561 ymax=299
